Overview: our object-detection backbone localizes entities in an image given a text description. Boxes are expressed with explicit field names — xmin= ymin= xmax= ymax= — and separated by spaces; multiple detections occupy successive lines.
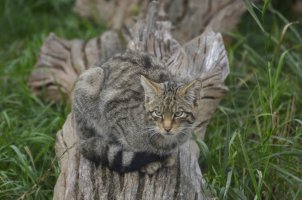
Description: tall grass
xmin=0 ymin=0 xmax=301 ymax=199
xmin=203 ymin=2 xmax=302 ymax=199
xmin=0 ymin=0 xmax=105 ymax=199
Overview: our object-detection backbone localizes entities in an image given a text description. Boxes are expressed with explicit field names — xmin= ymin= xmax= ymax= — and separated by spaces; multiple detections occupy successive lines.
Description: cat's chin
xmin=149 ymin=132 xmax=189 ymax=152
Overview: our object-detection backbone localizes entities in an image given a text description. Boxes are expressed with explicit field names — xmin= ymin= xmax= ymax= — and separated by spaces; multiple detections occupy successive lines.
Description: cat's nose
xmin=163 ymin=118 xmax=172 ymax=132
xmin=164 ymin=127 xmax=171 ymax=132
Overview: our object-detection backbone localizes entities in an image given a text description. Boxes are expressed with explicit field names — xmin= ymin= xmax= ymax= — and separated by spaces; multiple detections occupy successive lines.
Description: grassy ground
xmin=0 ymin=0 xmax=105 ymax=199
xmin=0 ymin=0 xmax=301 ymax=199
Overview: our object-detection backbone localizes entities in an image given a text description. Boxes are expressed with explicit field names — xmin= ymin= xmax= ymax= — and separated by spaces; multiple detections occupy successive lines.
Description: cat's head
xmin=140 ymin=75 xmax=201 ymax=150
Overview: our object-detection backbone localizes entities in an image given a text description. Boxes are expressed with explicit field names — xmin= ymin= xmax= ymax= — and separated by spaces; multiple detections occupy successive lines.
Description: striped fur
xmin=73 ymin=51 xmax=201 ymax=173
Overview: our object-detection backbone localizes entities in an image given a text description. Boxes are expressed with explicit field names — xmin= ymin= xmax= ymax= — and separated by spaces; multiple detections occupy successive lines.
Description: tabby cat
xmin=73 ymin=51 xmax=201 ymax=174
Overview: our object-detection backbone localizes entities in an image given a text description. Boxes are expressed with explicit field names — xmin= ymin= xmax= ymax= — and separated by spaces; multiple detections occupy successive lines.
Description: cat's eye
xmin=174 ymin=111 xmax=187 ymax=118
xmin=152 ymin=110 xmax=162 ymax=118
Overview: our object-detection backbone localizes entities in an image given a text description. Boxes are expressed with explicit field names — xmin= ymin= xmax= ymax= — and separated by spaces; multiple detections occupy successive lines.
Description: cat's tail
xmin=80 ymin=135 xmax=166 ymax=173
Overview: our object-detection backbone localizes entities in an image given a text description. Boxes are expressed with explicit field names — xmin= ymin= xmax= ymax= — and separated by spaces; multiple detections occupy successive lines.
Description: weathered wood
xmin=52 ymin=1 xmax=229 ymax=199
xmin=74 ymin=0 xmax=248 ymax=43
xmin=28 ymin=31 xmax=123 ymax=102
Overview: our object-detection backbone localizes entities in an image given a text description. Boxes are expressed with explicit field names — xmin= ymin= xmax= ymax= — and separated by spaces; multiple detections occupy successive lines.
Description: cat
xmin=73 ymin=51 xmax=202 ymax=174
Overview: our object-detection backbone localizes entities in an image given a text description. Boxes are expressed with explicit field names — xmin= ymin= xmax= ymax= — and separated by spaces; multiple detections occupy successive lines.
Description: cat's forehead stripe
xmin=160 ymin=82 xmax=178 ymax=111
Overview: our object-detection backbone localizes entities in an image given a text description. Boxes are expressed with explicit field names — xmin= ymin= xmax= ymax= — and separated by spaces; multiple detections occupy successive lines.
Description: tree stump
xmin=52 ymin=1 xmax=229 ymax=199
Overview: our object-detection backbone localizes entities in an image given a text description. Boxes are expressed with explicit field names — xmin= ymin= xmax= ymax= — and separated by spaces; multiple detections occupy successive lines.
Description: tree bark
xmin=52 ymin=1 xmax=229 ymax=199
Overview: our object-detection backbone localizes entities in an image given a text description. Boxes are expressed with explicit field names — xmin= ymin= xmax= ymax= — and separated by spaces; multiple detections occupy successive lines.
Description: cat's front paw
xmin=163 ymin=156 xmax=175 ymax=167
xmin=141 ymin=161 xmax=162 ymax=175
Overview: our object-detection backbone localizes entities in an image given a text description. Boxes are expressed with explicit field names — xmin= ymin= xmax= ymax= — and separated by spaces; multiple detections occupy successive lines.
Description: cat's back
xmin=101 ymin=52 xmax=169 ymax=91
xmin=98 ymin=52 xmax=169 ymax=106
xmin=97 ymin=52 xmax=170 ymax=127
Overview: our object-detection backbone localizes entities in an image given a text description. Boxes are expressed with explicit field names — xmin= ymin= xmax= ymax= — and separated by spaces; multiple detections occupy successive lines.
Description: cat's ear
xmin=177 ymin=80 xmax=201 ymax=104
xmin=140 ymin=75 xmax=162 ymax=101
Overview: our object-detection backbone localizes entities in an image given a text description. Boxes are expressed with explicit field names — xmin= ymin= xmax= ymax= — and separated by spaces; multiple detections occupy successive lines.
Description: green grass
xmin=203 ymin=2 xmax=302 ymax=199
xmin=0 ymin=0 xmax=105 ymax=199
xmin=0 ymin=0 xmax=301 ymax=199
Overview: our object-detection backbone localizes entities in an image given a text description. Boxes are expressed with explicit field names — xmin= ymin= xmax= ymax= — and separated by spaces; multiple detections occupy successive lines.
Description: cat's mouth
xmin=149 ymin=131 xmax=189 ymax=151
xmin=153 ymin=130 xmax=178 ymax=138
xmin=163 ymin=132 xmax=174 ymax=136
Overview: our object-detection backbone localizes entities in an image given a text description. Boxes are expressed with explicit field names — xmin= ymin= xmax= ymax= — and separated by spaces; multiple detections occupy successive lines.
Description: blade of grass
xmin=223 ymin=169 xmax=233 ymax=200
xmin=243 ymin=0 xmax=265 ymax=32
xmin=238 ymin=132 xmax=262 ymax=200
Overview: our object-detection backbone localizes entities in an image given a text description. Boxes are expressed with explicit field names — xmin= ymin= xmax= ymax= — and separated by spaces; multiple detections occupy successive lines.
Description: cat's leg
xmin=79 ymin=136 xmax=108 ymax=164
xmin=79 ymin=134 xmax=132 ymax=171
xmin=163 ymin=155 xmax=176 ymax=167
xmin=140 ymin=161 xmax=162 ymax=175
xmin=140 ymin=154 xmax=175 ymax=175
